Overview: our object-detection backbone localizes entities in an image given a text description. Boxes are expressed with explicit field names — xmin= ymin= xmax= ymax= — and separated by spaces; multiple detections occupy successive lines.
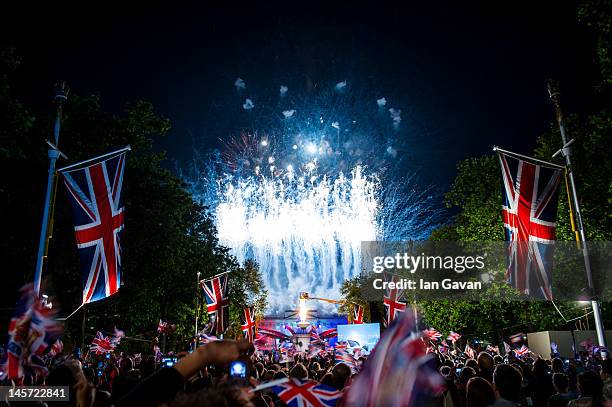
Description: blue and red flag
xmin=240 ymin=307 xmax=257 ymax=342
xmin=424 ymin=328 xmax=442 ymax=341
xmin=447 ymin=331 xmax=461 ymax=343
xmin=1 ymin=285 xmax=62 ymax=382
xmin=61 ymin=151 xmax=127 ymax=304
xmin=352 ymin=305 xmax=364 ymax=324
xmin=383 ymin=272 xmax=406 ymax=327
xmin=497 ymin=151 xmax=562 ymax=299
xmin=258 ymin=328 xmax=291 ymax=341
xmin=319 ymin=328 xmax=337 ymax=340
xmin=514 ymin=345 xmax=530 ymax=358
xmin=345 ymin=312 xmax=444 ymax=407
xmin=200 ymin=273 xmax=230 ymax=335
xmin=90 ymin=331 xmax=115 ymax=355
xmin=270 ymin=378 xmax=343 ymax=407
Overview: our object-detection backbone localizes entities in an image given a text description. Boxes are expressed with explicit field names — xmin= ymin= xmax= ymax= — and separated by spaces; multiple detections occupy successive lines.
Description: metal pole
xmin=34 ymin=82 xmax=68 ymax=295
xmin=81 ymin=306 xmax=87 ymax=357
xmin=548 ymin=80 xmax=607 ymax=357
xmin=195 ymin=272 xmax=201 ymax=347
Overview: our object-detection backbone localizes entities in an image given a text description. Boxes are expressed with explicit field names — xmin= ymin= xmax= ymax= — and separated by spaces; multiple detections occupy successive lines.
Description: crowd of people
xmin=1 ymin=335 xmax=611 ymax=407
xmin=436 ymin=349 xmax=611 ymax=407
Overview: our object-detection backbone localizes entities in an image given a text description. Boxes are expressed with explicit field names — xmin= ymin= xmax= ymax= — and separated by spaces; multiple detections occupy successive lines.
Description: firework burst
xmin=187 ymin=78 xmax=440 ymax=314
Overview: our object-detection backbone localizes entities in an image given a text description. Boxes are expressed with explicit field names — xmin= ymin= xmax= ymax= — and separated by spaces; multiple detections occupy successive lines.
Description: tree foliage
xmin=0 ymin=48 xmax=267 ymax=352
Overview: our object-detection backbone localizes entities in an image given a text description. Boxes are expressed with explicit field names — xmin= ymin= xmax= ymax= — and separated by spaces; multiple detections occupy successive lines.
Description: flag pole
xmin=547 ymin=80 xmax=607 ymax=357
xmin=34 ymin=82 xmax=68 ymax=295
xmin=195 ymin=271 xmax=201 ymax=347
xmin=57 ymin=145 xmax=132 ymax=173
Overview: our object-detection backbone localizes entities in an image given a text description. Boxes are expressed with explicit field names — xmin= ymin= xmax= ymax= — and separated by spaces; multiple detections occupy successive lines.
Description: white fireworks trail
xmin=214 ymin=166 xmax=379 ymax=312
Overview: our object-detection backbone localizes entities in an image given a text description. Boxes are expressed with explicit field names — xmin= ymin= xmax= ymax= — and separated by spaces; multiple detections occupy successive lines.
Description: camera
xmin=162 ymin=357 xmax=178 ymax=367
xmin=229 ymin=360 xmax=248 ymax=378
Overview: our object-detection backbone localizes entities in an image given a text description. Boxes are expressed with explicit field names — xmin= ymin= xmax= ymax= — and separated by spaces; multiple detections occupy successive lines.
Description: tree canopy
xmin=0 ymin=47 xmax=266 ymax=352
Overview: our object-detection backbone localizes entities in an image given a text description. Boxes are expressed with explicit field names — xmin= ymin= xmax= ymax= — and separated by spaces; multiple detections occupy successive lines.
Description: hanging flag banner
xmin=60 ymin=147 xmax=130 ymax=304
xmin=496 ymin=148 xmax=562 ymax=299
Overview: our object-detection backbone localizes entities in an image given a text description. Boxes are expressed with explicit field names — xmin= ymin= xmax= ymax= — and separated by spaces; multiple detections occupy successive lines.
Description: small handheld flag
xmin=269 ymin=378 xmax=342 ymax=407
xmin=1 ymin=285 xmax=62 ymax=381
xmin=90 ymin=331 xmax=115 ymax=355
xmin=200 ymin=273 xmax=230 ymax=335
xmin=240 ymin=307 xmax=257 ymax=342
xmin=424 ymin=328 xmax=442 ymax=341
xmin=447 ymin=331 xmax=461 ymax=343
xmin=383 ymin=272 xmax=406 ymax=327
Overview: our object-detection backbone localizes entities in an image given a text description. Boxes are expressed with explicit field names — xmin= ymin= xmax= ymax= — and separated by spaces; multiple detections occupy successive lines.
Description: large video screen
xmin=337 ymin=323 xmax=381 ymax=354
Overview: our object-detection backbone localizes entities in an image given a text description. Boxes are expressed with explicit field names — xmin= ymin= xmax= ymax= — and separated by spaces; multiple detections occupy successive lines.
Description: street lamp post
xmin=548 ymin=81 xmax=607 ymax=357
xmin=33 ymin=82 xmax=68 ymax=295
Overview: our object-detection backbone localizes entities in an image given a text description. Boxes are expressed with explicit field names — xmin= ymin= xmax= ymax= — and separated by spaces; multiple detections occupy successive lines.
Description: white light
xmin=268 ymin=156 xmax=275 ymax=164
xmin=214 ymin=166 xmax=379 ymax=312
xmin=287 ymin=165 xmax=294 ymax=172
xmin=299 ymin=298 xmax=308 ymax=324
xmin=261 ymin=139 xmax=268 ymax=147
xmin=306 ymin=143 xmax=317 ymax=154
xmin=292 ymin=144 xmax=298 ymax=150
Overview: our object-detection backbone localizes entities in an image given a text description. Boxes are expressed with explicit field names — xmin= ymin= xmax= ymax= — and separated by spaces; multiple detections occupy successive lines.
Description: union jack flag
xmin=61 ymin=151 xmax=128 ymax=304
xmin=486 ymin=344 xmax=500 ymax=354
xmin=383 ymin=272 xmax=406 ymax=327
xmin=240 ymin=307 xmax=257 ymax=342
xmin=310 ymin=329 xmax=322 ymax=344
xmin=48 ymin=339 xmax=63 ymax=357
xmin=353 ymin=305 xmax=364 ymax=324
xmin=199 ymin=333 xmax=219 ymax=345
xmin=270 ymin=378 xmax=343 ymax=407
xmin=1 ymin=285 xmax=62 ymax=381
xmin=345 ymin=312 xmax=444 ymax=407
xmin=335 ymin=348 xmax=358 ymax=372
xmin=464 ymin=344 xmax=476 ymax=359
xmin=90 ymin=331 xmax=115 ymax=355
xmin=319 ymin=328 xmax=337 ymax=339
xmin=200 ymin=273 xmax=230 ymax=335
xmin=447 ymin=331 xmax=461 ymax=343
xmin=514 ymin=345 xmax=530 ymax=357
xmin=157 ymin=320 xmax=175 ymax=335
xmin=280 ymin=341 xmax=295 ymax=356
xmin=498 ymin=151 xmax=562 ymax=299
xmin=424 ymin=328 xmax=442 ymax=341
xmin=258 ymin=328 xmax=291 ymax=341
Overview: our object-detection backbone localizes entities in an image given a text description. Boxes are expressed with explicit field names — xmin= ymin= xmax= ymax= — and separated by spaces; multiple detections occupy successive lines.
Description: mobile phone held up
xmin=229 ymin=360 xmax=248 ymax=378
xmin=162 ymin=357 xmax=178 ymax=367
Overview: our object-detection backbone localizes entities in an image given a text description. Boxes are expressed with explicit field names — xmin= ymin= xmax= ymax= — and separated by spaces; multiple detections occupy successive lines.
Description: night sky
xmin=3 ymin=1 xmax=601 ymax=191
